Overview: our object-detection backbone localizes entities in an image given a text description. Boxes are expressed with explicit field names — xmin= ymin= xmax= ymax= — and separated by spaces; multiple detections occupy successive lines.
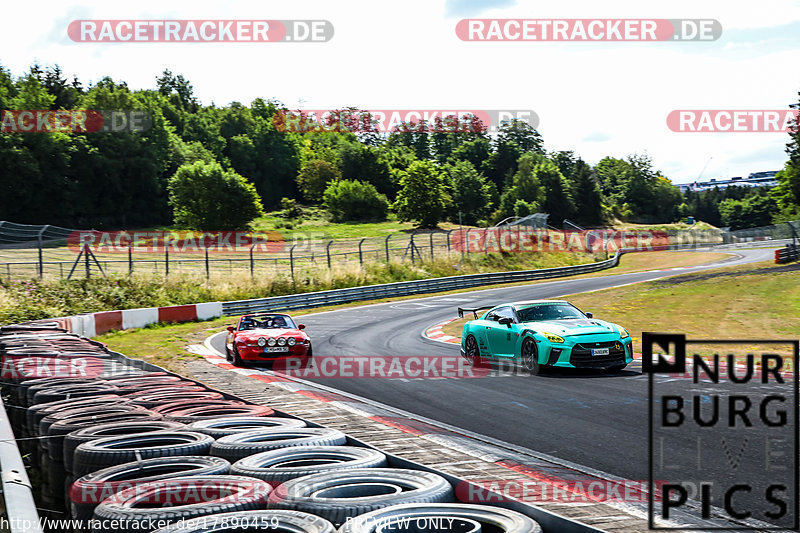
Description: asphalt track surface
xmin=211 ymin=249 xmax=793 ymax=520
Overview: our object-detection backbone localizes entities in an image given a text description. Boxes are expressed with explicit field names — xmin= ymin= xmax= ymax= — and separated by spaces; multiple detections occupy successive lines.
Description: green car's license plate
xmin=592 ymin=348 xmax=610 ymax=356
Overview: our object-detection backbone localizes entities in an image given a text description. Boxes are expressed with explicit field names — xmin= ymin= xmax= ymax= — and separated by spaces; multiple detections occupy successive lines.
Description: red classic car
xmin=225 ymin=313 xmax=312 ymax=366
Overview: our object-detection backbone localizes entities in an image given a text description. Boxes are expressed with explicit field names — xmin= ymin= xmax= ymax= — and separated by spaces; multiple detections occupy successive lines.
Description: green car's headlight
xmin=617 ymin=326 xmax=630 ymax=339
xmin=541 ymin=332 xmax=565 ymax=343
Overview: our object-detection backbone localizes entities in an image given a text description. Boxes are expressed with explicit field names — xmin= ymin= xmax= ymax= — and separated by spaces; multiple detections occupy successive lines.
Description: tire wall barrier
xmin=0 ymin=323 xmax=602 ymax=533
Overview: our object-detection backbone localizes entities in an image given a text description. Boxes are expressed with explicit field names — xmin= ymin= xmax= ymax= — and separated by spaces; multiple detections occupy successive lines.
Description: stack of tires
xmin=1 ymin=325 xmax=544 ymax=533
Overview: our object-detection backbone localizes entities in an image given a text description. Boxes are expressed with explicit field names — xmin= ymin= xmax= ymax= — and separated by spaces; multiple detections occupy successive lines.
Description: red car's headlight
xmin=287 ymin=338 xmax=297 ymax=346
xmin=257 ymin=337 xmax=267 ymax=347
xmin=267 ymin=338 xmax=277 ymax=347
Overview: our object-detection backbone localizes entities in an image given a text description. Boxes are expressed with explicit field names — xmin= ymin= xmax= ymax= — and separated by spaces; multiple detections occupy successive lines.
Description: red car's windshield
xmin=238 ymin=315 xmax=296 ymax=330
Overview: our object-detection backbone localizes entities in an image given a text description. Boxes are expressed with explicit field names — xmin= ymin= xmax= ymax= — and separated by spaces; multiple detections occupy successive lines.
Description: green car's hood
xmin=521 ymin=318 xmax=618 ymax=337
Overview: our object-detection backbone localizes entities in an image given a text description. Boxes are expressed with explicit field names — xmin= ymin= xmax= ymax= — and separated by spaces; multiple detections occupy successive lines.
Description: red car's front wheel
xmin=231 ymin=345 xmax=244 ymax=367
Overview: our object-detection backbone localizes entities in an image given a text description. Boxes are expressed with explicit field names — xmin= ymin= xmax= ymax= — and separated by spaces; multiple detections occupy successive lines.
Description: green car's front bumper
xmin=460 ymin=335 xmax=634 ymax=370
xmin=540 ymin=337 xmax=634 ymax=369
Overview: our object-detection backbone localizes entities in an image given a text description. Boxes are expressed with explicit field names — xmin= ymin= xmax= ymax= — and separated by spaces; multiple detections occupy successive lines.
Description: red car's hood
xmin=236 ymin=328 xmax=303 ymax=338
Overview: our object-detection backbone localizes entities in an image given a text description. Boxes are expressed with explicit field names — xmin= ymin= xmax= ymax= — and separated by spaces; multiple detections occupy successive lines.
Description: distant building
xmin=677 ymin=171 xmax=779 ymax=193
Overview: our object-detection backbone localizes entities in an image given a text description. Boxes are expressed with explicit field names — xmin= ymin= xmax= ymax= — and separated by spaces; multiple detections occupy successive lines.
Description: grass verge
xmin=96 ymin=250 xmax=742 ymax=373
xmin=0 ymin=251 xmax=602 ymax=324
xmin=439 ymin=251 xmax=734 ymax=338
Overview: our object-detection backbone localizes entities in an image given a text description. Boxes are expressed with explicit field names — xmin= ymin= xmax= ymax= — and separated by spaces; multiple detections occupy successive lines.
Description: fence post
xmin=464 ymin=228 xmax=470 ymax=258
xmin=447 ymin=230 xmax=453 ymax=253
xmin=410 ymin=231 xmax=416 ymax=264
xmin=358 ymin=238 xmax=366 ymax=265
xmin=290 ymin=244 xmax=296 ymax=282
xmin=250 ymin=245 xmax=255 ymax=278
xmin=326 ymin=241 xmax=332 ymax=269
xmin=128 ymin=244 xmax=133 ymax=276
xmin=429 ymin=232 xmax=434 ymax=260
xmin=37 ymin=225 xmax=48 ymax=279
xmin=84 ymin=244 xmax=91 ymax=279
xmin=385 ymin=235 xmax=391 ymax=263
xmin=165 ymin=247 xmax=169 ymax=278
xmin=205 ymin=246 xmax=210 ymax=279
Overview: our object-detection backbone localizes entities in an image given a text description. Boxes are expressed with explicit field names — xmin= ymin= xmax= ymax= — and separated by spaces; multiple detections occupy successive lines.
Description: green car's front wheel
xmin=521 ymin=338 xmax=541 ymax=375
xmin=464 ymin=335 xmax=481 ymax=366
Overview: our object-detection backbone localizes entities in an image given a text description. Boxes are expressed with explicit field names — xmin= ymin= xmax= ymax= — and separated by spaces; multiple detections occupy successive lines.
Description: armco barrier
xmin=775 ymin=244 xmax=800 ymax=263
xmin=34 ymin=243 xmax=743 ymax=335
xmin=46 ymin=254 xmax=622 ymax=337
xmin=222 ymin=251 xmax=623 ymax=316
xmin=0 ymin=395 xmax=43 ymax=533
xmin=65 ymin=302 xmax=224 ymax=338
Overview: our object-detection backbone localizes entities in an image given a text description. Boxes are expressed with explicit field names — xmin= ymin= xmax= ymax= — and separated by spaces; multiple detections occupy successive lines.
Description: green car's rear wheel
xmin=521 ymin=338 xmax=541 ymax=375
xmin=464 ymin=335 xmax=481 ymax=366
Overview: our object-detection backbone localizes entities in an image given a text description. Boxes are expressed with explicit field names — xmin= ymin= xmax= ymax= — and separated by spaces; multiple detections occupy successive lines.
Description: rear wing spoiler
xmin=458 ymin=306 xmax=494 ymax=320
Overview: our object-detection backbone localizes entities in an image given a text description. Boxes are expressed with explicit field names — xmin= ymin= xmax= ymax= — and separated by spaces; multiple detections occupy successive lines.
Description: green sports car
xmin=458 ymin=300 xmax=633 ymax=374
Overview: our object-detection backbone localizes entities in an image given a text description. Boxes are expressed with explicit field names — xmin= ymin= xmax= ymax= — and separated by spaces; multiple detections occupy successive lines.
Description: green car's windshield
xmin=517 ymin=304 xmax=586 ymax=322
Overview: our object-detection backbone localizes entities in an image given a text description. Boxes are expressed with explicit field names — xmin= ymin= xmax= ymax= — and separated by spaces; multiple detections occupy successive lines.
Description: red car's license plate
xmin=265 ymin=346 xmax=290 ymax=353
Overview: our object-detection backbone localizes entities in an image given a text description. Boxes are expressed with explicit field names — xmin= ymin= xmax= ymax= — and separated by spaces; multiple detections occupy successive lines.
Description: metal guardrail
xmin=775 ymin=244 xmax=800 ymax=263
xmin=0 ymin=395 xmax=43 ymax=533
xmin=222 ymin=251 xmax=622 ymax=315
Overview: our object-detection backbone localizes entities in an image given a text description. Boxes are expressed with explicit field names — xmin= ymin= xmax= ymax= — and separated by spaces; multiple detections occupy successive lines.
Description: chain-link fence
xmin=0 ymin=225 xmax=470 ymax=281
xmin=0 ymin=220 xmax=795 ymax=281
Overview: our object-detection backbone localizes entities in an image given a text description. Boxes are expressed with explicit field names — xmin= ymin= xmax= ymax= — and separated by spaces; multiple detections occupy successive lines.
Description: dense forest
xmin=1 ymin=64 xmax=798 ymax=231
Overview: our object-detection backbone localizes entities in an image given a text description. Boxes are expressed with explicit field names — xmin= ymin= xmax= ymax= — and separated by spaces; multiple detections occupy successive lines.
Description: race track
xmin=209 ymin=249 xmax=781 ymax=488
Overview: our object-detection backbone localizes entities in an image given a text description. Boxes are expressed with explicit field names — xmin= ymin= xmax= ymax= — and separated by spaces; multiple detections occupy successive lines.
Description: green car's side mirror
xmin=498 ymin=317 xmax=513 ymax=327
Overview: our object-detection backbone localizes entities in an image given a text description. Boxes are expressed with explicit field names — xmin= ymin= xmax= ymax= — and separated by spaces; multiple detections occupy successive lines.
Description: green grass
xmin=0 ymin=251 xmax=598 ymax=324
xmin=440 ymin=250 xmax=735 ymax=338
xmin=249 ymin=207 xmax=465 ymax=239
xmin=96 ymin=317 xmax=230 ymax=374
xmin=564 ymin=260 xmax=800 ymax=358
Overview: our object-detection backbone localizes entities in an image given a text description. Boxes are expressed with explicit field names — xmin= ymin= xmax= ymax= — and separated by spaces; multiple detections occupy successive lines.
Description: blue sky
xmin=3 ymin=0 xmax=799 ymax=184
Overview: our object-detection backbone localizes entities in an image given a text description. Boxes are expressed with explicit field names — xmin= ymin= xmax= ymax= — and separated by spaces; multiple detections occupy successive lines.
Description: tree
xmin=447 ymin=160 xmax=493 ymax=225
xmin=497 ymin=153 xmax=544 ymax=219
xmin=168 ymin=161 xmax=264 ymax=230
xmin=297 ymin=159 xmax=341 ymax=202
xmin=537 ymin=159 xmax=575 ymax=225
xmin=392 ymin=160 xmax=449 ymax=227
xmin=497 ymin=119 xmax=544 ymax=154
xmin=338 ymin=143 xmax=393 ymax=197
xmin=770 ymin=91 xmax=800 ymax=221
xmin=570 ymin=159 xmax=604 ymax=226
xmin=450 ymin=138 xmax=492 ymax=172
xmin=719 ymin=191 xmax=777 ymax=229
xmin=323 ymin=180 xmax=389 ymax=222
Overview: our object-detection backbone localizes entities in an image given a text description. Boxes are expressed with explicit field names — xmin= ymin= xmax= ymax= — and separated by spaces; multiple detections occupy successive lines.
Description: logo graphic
xmin=645 ymin=333 xmax=799 ymax=529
